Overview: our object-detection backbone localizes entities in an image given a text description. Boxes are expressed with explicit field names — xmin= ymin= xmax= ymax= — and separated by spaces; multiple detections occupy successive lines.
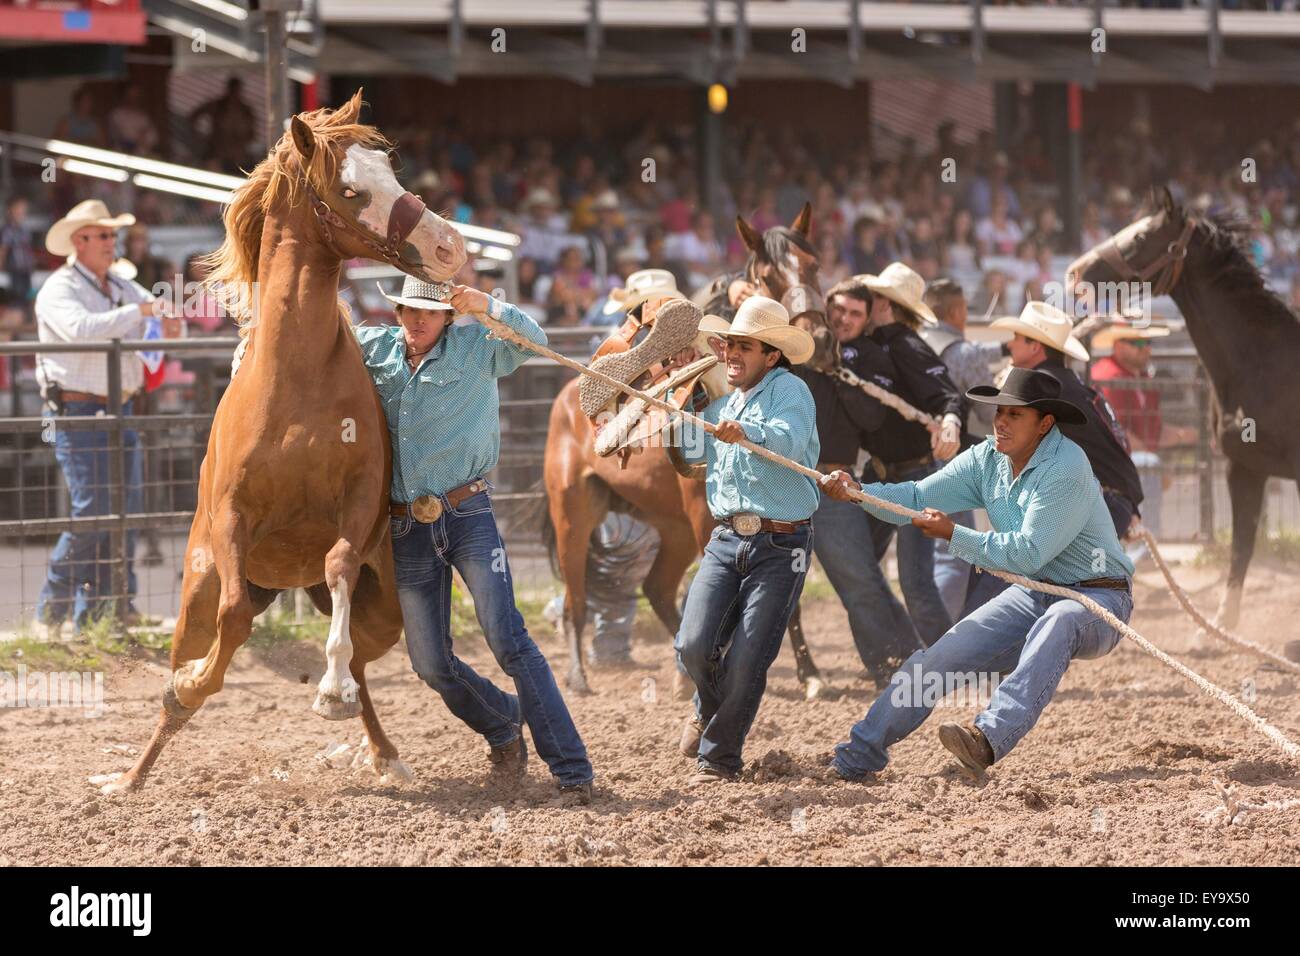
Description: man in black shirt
xmin=992 ymin=301 xmax=1143 ymax=538
xmin=858 ymin=262 xmax=965 ymax=647
xmin=793 ymin=279 xmax=925 ymax=678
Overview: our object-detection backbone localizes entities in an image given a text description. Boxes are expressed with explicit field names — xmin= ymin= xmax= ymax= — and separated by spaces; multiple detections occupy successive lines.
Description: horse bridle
xmin=306 ymin=182 xmax=428 ymax=270
xmin=1094 ymin=216 xmax=1198 ymax=298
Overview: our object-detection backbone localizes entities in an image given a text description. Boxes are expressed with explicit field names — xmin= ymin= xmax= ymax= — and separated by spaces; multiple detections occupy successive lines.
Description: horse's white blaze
xmin=341 ymin=143 xmax=464 ymax=280
xmin=317 ymin=582 xmax=359 ymax=705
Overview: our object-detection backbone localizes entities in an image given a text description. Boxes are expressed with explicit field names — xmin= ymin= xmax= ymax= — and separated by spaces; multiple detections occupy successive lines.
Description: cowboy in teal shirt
xmin=357 ymin=277 xmax=593 ymax=804
xmin=672 ymin=297 xmax=820 ymax=787
xmin=822 ymin=368 xmax=1135 ymax=782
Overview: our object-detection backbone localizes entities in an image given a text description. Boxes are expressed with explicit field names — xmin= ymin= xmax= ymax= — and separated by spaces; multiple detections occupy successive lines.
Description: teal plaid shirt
xmin=860 ymin=427 xmax=1134 ymax=584
xmin=355 ymin=298 xmax=545 ymax=501
xmin=681 ymin=366 xmax=821 ymax=522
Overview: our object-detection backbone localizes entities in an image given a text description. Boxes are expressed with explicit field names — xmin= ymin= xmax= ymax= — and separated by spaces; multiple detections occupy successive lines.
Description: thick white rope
xmin=833 ymin=365 xmax=940 ymax=429
xmin=478 ymin=312 xmax=1300 ymax=763
xmin=1136 ymin=526 xmax=1300 ymax=675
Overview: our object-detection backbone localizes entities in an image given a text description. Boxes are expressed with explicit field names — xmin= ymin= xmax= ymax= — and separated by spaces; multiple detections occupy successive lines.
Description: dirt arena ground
xmin=3 ymin=556 xmax=1299 ymax=867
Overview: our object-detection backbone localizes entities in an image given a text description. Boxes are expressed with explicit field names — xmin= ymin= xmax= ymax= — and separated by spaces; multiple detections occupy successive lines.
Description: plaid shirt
xmin=34 ymin=261 xmax=151 ymax=396
xmin=355 ymin=297 xmax=545 ymax=501
xmin=860 ymin=427 xmax=1134 ymax=584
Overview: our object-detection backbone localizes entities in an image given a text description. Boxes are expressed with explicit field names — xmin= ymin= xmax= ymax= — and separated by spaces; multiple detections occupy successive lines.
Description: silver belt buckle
xmin=731 ymin=513 xmax=762 ymax=536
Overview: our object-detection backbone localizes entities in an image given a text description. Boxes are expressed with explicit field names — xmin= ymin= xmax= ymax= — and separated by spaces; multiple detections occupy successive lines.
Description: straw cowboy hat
xmin=603 ymin=267 xmax=681 ymax=316
xmin=45 ymin=199 xmax=135 ymax=257
xmin=1091 ymin=315 xmax=1171 ymax=353
xmin=991 ymin=301 xmax=1090 ymax=362
xmin=378 ymin=274 xmax=455 ymax=311
xmin=966 ymin=367 xmax=1086 ymax=425
xmin=699 ymin=295 xmax=815 ymax=365
xmin=523 ymin=187 xmax=558 ymax=209
xmin=858 ymin=262 xmax=938 ymax=326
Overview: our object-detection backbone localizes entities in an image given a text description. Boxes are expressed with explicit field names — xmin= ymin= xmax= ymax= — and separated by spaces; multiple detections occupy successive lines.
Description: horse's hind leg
xmin=641 ymin=521 xmax=699 ymax=701
xmin=172 ymin=506 xmax=256 ymax=709
xmin=786 ymin=602 xmax=824 ymax=700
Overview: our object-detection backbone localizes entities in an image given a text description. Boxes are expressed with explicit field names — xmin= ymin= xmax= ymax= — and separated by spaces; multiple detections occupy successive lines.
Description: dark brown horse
xmin=1068 ymin=187 xmax=1300 ymax=628
xmin=543 ymin=204 xmax=830 ymax=697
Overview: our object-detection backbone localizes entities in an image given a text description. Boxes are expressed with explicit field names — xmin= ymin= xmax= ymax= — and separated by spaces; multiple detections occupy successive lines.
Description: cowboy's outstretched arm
xmin=38 ymin=275 xmax=148 ymax=340
xmin=854 ymin=446 xmax=984 ymax=525
xmin=947 ymin=471 xmax=1093 ymax=577
xmin=451 ymin=285 xmax=548 ymax=377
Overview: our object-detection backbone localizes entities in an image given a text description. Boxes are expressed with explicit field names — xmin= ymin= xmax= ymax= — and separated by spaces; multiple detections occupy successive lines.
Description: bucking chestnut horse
xmin=1069 ymin=187 xmax=1300 ymax=629
xmin=94 ymin=92 xmax=466 ymax=793
xmin=544 ymin=203 xmax=833 ymax=698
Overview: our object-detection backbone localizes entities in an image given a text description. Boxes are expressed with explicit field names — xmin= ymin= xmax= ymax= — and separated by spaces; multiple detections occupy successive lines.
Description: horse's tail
xmin=509 ymin=478 xmax=561 ymax=579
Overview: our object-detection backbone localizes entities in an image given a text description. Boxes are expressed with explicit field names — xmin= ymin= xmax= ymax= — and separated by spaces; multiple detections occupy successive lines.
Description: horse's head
xmin=735 ymin=202 xmax=836 ymax=370
xmin=1066 ymin=186 xmax=1195 ymax=311
xmin=288 ymin=90 xmax=466 ymax=282
xmin=737 ymin=201 xmax=819 ymax=304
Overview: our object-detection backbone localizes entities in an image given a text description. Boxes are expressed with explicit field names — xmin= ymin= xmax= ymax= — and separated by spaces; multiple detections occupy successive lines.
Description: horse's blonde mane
xmin=200 ymin=90 xmax=389 ymax=332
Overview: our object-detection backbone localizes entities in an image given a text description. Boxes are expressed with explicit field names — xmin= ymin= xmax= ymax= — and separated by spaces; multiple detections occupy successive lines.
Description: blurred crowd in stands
xmin=6 ymin=78 xmax=1300 ymax=358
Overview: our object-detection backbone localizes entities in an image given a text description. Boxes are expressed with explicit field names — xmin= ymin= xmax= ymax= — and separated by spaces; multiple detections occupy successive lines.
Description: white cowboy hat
xmin=699 ymin=295 xmax=815 ymax=365
xmin=523 ymin=187 xmax=558 ymax=209
xmin=590 ymin=189 xmax=620 ymax=212
xmin=1091 ymin=315 xmax=1171 ymax=353
xmin=602 ymin=267 xmax=681 ymax=316
xmin=991 ymin=301 xmax=1090 ymax=362
xmin=858 ymin=262 xmax=939 ymax=326
xmin=45 ymin=199 xmax=135 ymax=257
xmin=378 ymin=275 xmax=455 ymax=311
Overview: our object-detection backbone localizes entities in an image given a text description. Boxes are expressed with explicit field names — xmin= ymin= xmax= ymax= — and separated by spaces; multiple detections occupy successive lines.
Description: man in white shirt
xmin=34 ymin=200 xmax=174 ymax=633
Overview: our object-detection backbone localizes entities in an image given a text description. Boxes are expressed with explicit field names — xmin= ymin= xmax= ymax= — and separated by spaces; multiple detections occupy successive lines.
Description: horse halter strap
xmin=307 ymin=183 xmax=427 ymax=267
xmin=1097 ymin=217 xmax=1197 ymax=298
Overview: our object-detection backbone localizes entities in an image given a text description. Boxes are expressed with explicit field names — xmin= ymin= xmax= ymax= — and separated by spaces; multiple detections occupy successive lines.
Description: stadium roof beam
xmin=331 ymin=27 xmax=458 ymax=84
xmin=145 ymin=0 xmax=317 ymax=82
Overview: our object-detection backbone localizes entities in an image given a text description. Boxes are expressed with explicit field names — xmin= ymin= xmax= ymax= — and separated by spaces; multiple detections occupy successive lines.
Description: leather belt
xmin=1070 ymin=577 xmax=1131 ymax=592
xmin=868 ymin=452 xmax=935 ymax=482
xmin=390 ymin=478 xmax=488 ymax=523
xmin=722 ymin=513 xmax=810 ymax=536
xmin=60 ymin=389 xmax=138 ymax=405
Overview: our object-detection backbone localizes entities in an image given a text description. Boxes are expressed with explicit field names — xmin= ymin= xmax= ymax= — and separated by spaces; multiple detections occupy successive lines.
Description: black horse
xmin=1068 ymin=187 xmax=1300 ymax=628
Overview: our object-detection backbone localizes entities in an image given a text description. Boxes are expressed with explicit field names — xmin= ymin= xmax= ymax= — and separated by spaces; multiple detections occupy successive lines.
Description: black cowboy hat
xmin=966 ymin=367 xmax=1087 ymax=425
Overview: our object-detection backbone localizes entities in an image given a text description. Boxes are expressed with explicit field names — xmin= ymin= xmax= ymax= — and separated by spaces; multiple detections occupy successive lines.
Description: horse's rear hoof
xmin=803 ymin=676 xmax=825 ymax=701
xmin=566 ymin=670 xmax=592 ymax=696
xmin=312 ymin=692 xmax=362 ymax=720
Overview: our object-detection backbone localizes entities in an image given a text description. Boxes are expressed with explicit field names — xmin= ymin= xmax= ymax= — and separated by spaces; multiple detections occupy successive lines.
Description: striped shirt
xmin=859 ymin=427 xmax=1134 ymax=584
xmin=34 ymin=261 xmax=151 ymax=396
xmin=681 ymin=366 xmax=821 ymax=522
xmin=355 ymin=297 xmax=546 ymax=502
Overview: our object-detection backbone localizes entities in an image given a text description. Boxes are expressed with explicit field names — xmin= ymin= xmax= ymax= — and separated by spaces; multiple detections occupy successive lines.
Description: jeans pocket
xmin=449 ymin=489 xmax=492 ymax=517
xmin=389 ymin=514 xmax=413 ymax=539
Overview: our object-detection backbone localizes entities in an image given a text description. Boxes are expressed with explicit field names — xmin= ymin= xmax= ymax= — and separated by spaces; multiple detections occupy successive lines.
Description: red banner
xmin=0 ymin=1 xmax=146 ymax=45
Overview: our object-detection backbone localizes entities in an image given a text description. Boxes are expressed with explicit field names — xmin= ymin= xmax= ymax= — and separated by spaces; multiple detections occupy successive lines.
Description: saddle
xmin=578 ymin=297 xmax=704 ymax=418
xmin=582 ymin=296 xmax=716 ymax=473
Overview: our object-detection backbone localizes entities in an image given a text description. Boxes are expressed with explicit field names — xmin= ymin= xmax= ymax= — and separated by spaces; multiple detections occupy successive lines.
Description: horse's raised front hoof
xmin=87 ymin=771 xmax=136 ymax=797
xmin=802 ymin=675 xmax=825 ymax=701
xmin=312 ymin=689 xmax=362 ymax=721
xmin=170 ymin=664 xmax=207 ymax=712
xmin=163 ymin=675 xmax=203 ymax=718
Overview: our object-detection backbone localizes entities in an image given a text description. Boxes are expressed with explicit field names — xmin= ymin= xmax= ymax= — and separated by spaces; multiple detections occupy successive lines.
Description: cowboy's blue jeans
xmin=675 ymin=524 xmax=811 ymax=775
xmin=812 ymin=488 xmax=922 ymax=671
xmin=391 ymin=489 xmax=592 ymax=787
xmin=869 ymin=462 xmax=954 ymax=646
xmin=37 ymin=399 xmax=142 ymax=628
xmin=833 ymin=582 xmax=1132 ymax=778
